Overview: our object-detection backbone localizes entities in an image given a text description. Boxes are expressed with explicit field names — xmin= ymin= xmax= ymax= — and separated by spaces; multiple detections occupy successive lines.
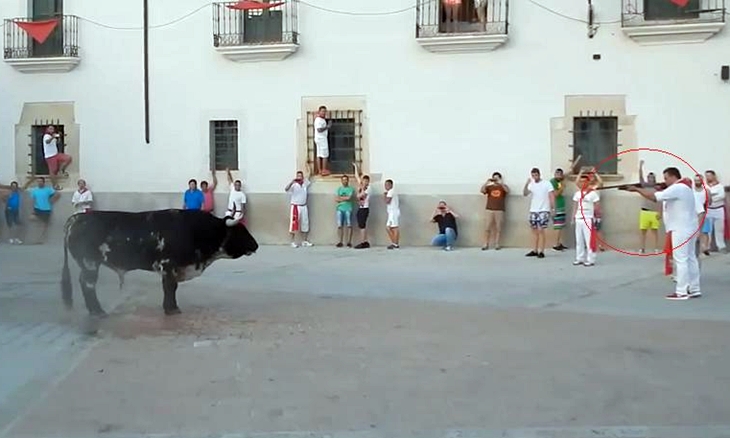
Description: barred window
xmin=31 ymin=123 xmax=65 ymax=176
xmin=307 ymin=110 xmax=363 ymax=176
xmin=643 ymin=0 xmax=700 ymax=20
xmin=572 ymin=117 xmax=619 ymax=175
xmin=209 ymin=120 xmax=239 ymax=171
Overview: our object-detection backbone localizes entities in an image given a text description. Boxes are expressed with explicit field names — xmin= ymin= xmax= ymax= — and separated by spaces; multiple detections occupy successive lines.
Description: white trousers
xmin=574 ymin=220 xmax=595 ymax=264
xmin=672 ymin=230 xmax=700 ymax=295
xmin=706 ymin=207 xmax=726 ymax=250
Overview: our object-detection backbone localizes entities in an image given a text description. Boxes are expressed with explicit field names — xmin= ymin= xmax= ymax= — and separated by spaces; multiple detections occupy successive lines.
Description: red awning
xmin=227 ymin=1 xmax=285 ymax=10
xmin=669 ymin=0 xmax=689 ymax=6
xmin=14 ymin=18 xmax=59 ymax=44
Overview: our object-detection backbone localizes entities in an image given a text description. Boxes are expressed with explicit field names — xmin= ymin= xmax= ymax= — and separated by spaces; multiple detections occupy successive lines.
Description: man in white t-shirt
xmin=353 ymin=162 xmax=372 ymax=249
xmin=384 ymin=178 xmax=400 ymax=249
xmin=285 ymin=164 xmax=313 ymax=248
xmin=627 ymin=167 xmax=703 ymax=300
xmin=704 ymin=170 xmax=727 ymax=253
xmin=71 ymin=179 xmax=93 ymax=214
xmin=43 ymin=125 xmax=73 ymax=190
xmin=225 ymin=169 xmax=246 ymax=223
xmin=314 ymin=105 xmax=332 ymax=176
xmin=571 ymin=174 xmax=600 ymax=266
xmin=522 ymin=167 xmax=555 ymax=259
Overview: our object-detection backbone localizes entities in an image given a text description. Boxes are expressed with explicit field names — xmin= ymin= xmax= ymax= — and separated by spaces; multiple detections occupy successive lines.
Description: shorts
xmin=336 ymin=210 xmax=352 ymax=227
xmin=356 ymin=208 xmax=369 ymax=229
xmin=700 ymin=214 xmax=712 ymax=234
xmin=45 ymin=153 xmax=71 ymax=175
xmin=386 ymin=210 xmax=400 ymax=228
xmin=5 ymin=209 xmax=20 ymax=227
xmin=593 ymin=217 xmax=602 ymax=232
xmin=529 ymin=211 xmax=550 ymax=230
xmin=34 ymin=208 xmax=51 ymax=223
xmin=639 ymin=209 xmax=660 ymax=230
xmin=485 ymin=209 xmax=504 ymax=233
xmin=289 ymin=204 xmax=309 ymax=233
xmin=552 ymin=209 xmax=566 ymax=230
xmin=315 ymin=140 xmax=329 ymax=159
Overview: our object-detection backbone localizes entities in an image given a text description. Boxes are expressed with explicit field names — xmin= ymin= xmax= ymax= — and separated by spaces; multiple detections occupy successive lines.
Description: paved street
xmin=1 ymin=243 xmax=730 ymax=438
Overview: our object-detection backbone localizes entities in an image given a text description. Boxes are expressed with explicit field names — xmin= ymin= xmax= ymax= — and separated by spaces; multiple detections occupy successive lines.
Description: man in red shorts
xmin=43 ymin=125 xmax=73 ymax=190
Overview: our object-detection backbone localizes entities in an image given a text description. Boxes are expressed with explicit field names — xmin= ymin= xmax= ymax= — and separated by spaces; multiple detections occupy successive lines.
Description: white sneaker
xmin=15 ymin=239 xmax=22 ymax=245
xmin=301 ymin=241 xmax=313 ymax=247
xmin=688 ymin=291 xmax=702 ymax=298
xmin=7 ymin=239 xmax=13 ymax=244
xmin=573 ymin=260 xmax=583 ymax=266
xmin=290 ymin=242 xmax=299 ymax=248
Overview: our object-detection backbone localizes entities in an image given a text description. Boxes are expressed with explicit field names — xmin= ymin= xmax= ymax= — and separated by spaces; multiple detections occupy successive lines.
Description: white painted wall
xmin=1 ymin=0 xmax=729 ymax=194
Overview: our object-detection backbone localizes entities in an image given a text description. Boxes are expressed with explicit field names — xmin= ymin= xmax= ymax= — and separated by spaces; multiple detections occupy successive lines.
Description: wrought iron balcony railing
xmin=3 ymin=14 xmax=79 ymax=59
xmin=213 ymin=1 xmax=299 ymax=47
xmin=416 ymin=0 xmax=508 ymax=38
xmin=622 ymin=0 xmax=725 ymax=26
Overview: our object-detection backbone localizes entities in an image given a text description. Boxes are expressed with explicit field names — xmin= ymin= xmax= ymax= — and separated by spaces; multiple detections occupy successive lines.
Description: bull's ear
xmin=225 ymin=217 xmax=239 ymax=227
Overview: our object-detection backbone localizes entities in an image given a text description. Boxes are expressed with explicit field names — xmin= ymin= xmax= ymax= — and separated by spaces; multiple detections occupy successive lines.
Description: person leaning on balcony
xmin=480 ymin=171 xmax=509 ymax=250
xmin=431 ymin=200 xmax=458 ymax=251
xmin=43 ymin=125 xmax=73 ymax=191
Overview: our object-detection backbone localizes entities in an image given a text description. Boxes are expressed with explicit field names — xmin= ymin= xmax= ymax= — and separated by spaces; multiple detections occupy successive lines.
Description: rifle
xmin=596 ymin=182 xmax=667 ymax=191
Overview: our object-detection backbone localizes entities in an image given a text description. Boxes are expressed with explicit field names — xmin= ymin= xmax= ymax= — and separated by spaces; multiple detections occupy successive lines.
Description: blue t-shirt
xmin=184 ymin=189 xmax=204 ymax=210
xmin=6 ymin=191 xmax=20 ymax=211
xmin=30 ymin=186 xmax=55 ymax=211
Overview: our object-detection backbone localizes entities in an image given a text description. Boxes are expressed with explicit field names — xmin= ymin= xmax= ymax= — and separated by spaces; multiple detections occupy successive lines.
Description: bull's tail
xmin=61 ymin=220 xmax=73 ymax=309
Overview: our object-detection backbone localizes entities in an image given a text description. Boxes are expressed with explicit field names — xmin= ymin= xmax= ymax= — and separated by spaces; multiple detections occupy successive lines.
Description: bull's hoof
xmin=164 ymin=308 xmax=182 ymax=316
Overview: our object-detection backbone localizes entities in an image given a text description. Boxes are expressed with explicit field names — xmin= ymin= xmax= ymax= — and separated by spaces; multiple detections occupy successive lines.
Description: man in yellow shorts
xmin=639 ymin=160 xmax=661 ymax=254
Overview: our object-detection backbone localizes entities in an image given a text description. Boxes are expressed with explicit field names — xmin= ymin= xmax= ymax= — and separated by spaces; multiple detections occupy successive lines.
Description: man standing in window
xmin=285 ymin=164 xmax=313 ymax=248
xmin=523 ymin=167 xmax=555 ymax=258
xmin=550 ymin=168 xmax=568 ymax=251
xmin=314 ymin=106 xmax=332 ymax=176
xmin=335 ymin=175 xmax=355 ymax=248
xmin=183 ymin=179 xmax=204 ymax=210
xmin=352 ymin=162 xmax=371 ymax=249
xmin=480 ymin=172 xmax=509 ymax=250
xmin=43 ymin=125 xmax=73 ymax=190
xmin=29 ymin=177 xmax=60 ymax=244
xmin=384 ymin=179 xmax=400 ymax=250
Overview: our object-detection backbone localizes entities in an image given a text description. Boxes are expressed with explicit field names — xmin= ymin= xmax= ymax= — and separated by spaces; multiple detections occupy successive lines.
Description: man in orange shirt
xmin=480 ymin=171 xmax=509 ymax=250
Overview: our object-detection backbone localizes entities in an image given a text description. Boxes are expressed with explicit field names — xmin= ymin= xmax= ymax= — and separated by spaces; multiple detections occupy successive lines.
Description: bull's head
xmin=222 ymin=216 xmax=259 ymax=258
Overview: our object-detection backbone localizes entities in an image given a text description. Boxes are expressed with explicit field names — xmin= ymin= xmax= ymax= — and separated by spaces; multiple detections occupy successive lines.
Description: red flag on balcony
xmin=227 ymin=1 xmax=285 ymax=10
xmin=13 ymin=18 xmax=59 ymax=44
xmin=669 ymin=0 xmax=690 ymax=6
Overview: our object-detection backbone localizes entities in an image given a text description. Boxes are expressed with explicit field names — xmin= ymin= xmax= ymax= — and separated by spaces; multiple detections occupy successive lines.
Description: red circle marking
xmin=577 ymin=147 xmax=708 ymax=257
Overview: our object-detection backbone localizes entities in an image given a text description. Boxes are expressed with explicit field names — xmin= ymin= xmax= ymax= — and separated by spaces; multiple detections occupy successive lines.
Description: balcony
xmin=415 ymin=0 xmax=509 ymax=54
xmin=212 ymin=1 xmax=299 ymax=63
xmin=621 ymin=0 xmax=725 ymax=45
xmin=3 ymin=14 xmax=80 ymax=73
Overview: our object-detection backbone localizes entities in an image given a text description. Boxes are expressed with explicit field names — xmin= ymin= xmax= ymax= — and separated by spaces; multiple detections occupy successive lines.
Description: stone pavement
xmin=1 ymin=243 xmax=730 ymax=438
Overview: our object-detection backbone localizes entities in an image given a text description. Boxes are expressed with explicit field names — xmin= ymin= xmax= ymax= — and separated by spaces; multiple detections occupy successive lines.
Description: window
xmin=31 ymin=123 xmax=65 ymax=175
xmin=416 ymin=0 xmax=509 ymax=37
xmin=572 ymin=117 xmax=619 ymax=175
xmin=209 ymin=120 xmax=239 ymax=171
xmin=31 ymin=0 xmax=64 ymax=57
xmin=643 ymin=0 xmax=700 ymax=20
xmin=212 ymin=1 xmax=299 ymax=47
xmin=307 ymin=110 xmax=363 ymax=176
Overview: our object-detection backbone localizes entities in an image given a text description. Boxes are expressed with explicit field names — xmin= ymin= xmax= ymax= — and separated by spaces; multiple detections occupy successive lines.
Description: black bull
xmin=61 ymin=209 xmax=259 ymax=316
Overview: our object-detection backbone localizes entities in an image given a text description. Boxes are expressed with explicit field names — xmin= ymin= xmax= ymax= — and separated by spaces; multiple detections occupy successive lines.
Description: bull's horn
xmin=225 ymin=217 xmax=239 ymax=227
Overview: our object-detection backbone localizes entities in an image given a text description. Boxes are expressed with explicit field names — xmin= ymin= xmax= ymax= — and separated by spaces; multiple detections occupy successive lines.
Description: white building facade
xmin=1 ymin=0 xmax=729 ymax=248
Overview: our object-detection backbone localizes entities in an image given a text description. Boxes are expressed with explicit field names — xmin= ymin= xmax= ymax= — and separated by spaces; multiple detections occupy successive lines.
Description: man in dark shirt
xmin=431 ymin=200 xmax=459 ymax=251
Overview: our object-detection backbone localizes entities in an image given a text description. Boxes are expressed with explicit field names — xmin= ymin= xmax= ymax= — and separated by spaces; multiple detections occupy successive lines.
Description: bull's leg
xmin=162 ymin=272 xmax=181 ymax=315
xmin=79 ymin=267 xmax=106 ymax=317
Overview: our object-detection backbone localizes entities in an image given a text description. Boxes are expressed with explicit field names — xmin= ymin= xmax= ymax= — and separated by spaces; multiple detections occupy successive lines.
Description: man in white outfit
xmin=285 ymin=164 xmax=313 ymax=248
xmin=314 ymin=106 xmax=332 ymax=176
xmin=571 ymin=174 xmax=600 ymax=267
xmin=627 ymin=167 xmax=703 ymax=300
xmin=225 ymin=169 xmax=246 ymax=222
xmin=71 ymin=179 xmax=93 ymax=214
xmin=704 ymin=170 xmax=727 ymax=253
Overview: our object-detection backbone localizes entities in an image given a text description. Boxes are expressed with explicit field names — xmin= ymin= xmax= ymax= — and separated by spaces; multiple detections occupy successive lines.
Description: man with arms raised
xmin=523 ymin=167 xmax=555 ymax=259
xmin=225 ymin=168 xmax=247 ymax=223
xmin=627 ymin=168 xmax=703 ymax=300
xmin=638 ymin=160 xmax=662 ymax=254
xmin=480 ymin=171 xmax=509 ymax=250
xmin=285 ymin=164 xmax=313 ymax=248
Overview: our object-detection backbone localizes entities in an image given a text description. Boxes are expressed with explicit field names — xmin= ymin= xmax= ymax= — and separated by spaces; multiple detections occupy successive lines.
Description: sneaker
xmin=552 ymin=245 xmax=563 ymax=252
xmin=387 ymin=244 xmax=399 ymax=250
xmin=665 ymin=293 xmax=689 ymax=301
xmin=290 ymin=242 xmax=299 ymax=248
xmin=346 ymin=243 xmax=352 ymax=248
xmin=573 ymin=260 xmax=583 ymax=266
xmin=525 ymin=251 xmax=538 ymax=257
xmin=688 ymin=291 xmax=702 ymax=298
xmin=481 ymin=245 xmax=489 ymax=251
xmin=639 ymin=248 xmax=646 ymax=254
xmin=336 ymin=242 xmax=343 ymax=248
xmin=301 ymin=241 xmax=313 ymax=247
xmin=14 ymin=239 xmax=22 ymax=245
xmin=444 ymin=246 xmax=453 ymax=251
xmin=8 ymin=239 xmax=13 ymax=244
xmin=537 ymin=252 xmax=545 ymax=259
xmin=494 ymin=246 xmax=501 ymax=250
xmin=583 ymin=262 xmax=595 ymax=267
